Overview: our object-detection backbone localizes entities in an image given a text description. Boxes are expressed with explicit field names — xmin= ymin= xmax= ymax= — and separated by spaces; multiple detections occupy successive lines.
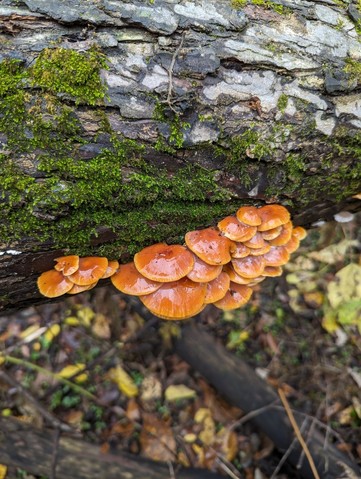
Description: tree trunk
xmin=1 ymin=0 xmax=361 ymax=312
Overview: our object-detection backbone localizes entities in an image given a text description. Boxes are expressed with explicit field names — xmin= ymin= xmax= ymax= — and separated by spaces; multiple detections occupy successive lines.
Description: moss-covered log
xmin=1 ymin=0 xmax=361 ymax=312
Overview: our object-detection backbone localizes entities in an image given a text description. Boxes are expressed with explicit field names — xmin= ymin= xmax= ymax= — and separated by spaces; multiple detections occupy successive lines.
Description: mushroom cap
xmin=213 ymin=282 xmax=253 ymax=311
xmin=204 ymin=271 xmax=231 ymax=304
xmin=139 ymin=277 xmax=207 ymax=320
xmin=257 ymin=205 xmax=291 ymax=231
xmin=185 ymin=227 xmax=235 ymax=265
xmin=54 ymin=255 xmax=80 ymax=276
xmin=187 ymin=255 xmax=222 ymax=283
xmin=67 ymin=282 xmax=98 ymax=294
xmin=68 ymin=257 xmax=109 ymax=286
xmin=231 ymin=242 xmax=251 ymax=259
xmin=231 ymin=256 xmax=266 ymax=279
xmin=263 ymin=246 xmax=290 ymax=267
xmin=248 ymin=244 xmax=271 ymax=256
xmin=223 ymin=264 xmax=257 ymax=285
xmin=243 ymin=232 xmax=267 ymax=249
xmin=217 ymin=216 xmax=257 ymax=242
xmin=284 ymin=235 xmax=300 ymax=254
xmin=111 ymin=262 xmax=162 ymax=296
xmin=37 ymin=269 xmax=73 ymax=298
xmin=134 ymin=243 xmax=194 ymax=282
xmin=236 ymin=206 xmax=262 ymax=226
xmin=292 ymin=226 xmax=307 ymax=240
xmin=268 ymin=221 xmax=293 ymax=246
xmin=261 ymin=226 xmax=282 ymax=241
xmin=101 ymin=260 xmax=119 ymax=279
xmin=262 ymin=266 xmax=283 ymax=277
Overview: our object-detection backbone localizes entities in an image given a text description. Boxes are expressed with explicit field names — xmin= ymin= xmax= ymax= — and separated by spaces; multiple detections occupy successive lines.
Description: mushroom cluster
xmin=37 ymin=205 xmax=306 ymax=320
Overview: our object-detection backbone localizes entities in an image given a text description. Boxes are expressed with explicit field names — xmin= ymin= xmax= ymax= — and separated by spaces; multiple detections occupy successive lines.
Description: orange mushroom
xmin=292 ymin=226 xmax=307 ymax=240
xmin=217 ymin=216 xmax=257 ymax=242
xmin=111 ymin=262 xmax=162 ymax=296
xmin=223 ymin=264 xmax=256 ymax=285
xmin=248 ymin=244 xmax=271 ymax=256
xmin=134 ymin=243 xmax=194 ymax=282
xmin=236 ymin=206 xmax=262 ymax=226
xmin=231 ymin=242 xmax=251 ymax=259
xmin=231 ymin=255 xmax=266 ymax=279
xmin=257 ymin=205 xmax=291 ymax=231
xmin=68 ymin=257 xmax=108 ymax=286
xmin=185 ymin=227 xmax=235 ymax=265
xmin=268 ymin=221 xmax=293 ymax=246
xmin=243 ymin=232 xmax=267 ymax=249
xmin=204 ymin=271 xmax=231 ymax=304
xmin=213 ymin=282 xmax=253 ymax=310
xmin=139 ymin=277 xmax=206 ymax=320
xmin=262 ymin=246 xmax=290 ymax=267
xmin=101 ymin=260 xmax=119 ymax=279
xmin=261 ymin=226 xmax=282 ymax=241
xmin=54 ymin=255 xmax=79 ymax=276
xmin=187 ymin=255 xmax=222 ymax=283
xmin=262 ymin=266 xmax=283 ymax=277
xmin=37 ymin=270 xmax=73 ymax=298
xmin=67 ymin=282 xmax=98 ymax=294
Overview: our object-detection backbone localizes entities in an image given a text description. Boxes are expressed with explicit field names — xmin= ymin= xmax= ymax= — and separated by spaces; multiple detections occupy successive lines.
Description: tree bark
xmin=0 ymin=417 xmax=226 ymax=479
xmin=1 ymin=0 xmax=361 ymax=312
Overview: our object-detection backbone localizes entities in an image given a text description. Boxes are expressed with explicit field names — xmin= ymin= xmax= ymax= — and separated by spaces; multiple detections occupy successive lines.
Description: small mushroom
xmin=185 ymin=227 xmax=235 ymax=265
xmin=231 ymin=255 xmax=266 ymax=279
xmin=243 ymin=232 xmax=267 ymax=249
xmin=213 ymin=282 xmax=253 ymax=311
xmin=257 ymin=205 xmax=291 ymax=231
xmin=268 ymin=221 xmax=293 ymax=246
xmin=262 ymin=266 xmax=283 ymax=277
xmin=139 ymin=277 xmax=206 ymax=320
xmin=292 ymin=226 xmax=307 ymax=240
xmin=236 ymin=206 xmax=262 ymax=226
xmin=187 ymin=255 xmax=222 ymax=283
xmin=54 ymin=255 xmax=79 ymax=276
xmin=231 ymin=242 xmax=251 ymax=259
xmin=204 ymin=271 xmax=231 ymax=304
xmin=111 ymin=262 xmax=162 ymax=296
xmin=134 ymin=243 xmax=194 ymax=282
xmin=217 ymin=216 xmax=257 ymax=242
xmin=223 ymin=264 xmax=256 ymax=285
xmin=67 ymin=282 xmax=98 ymax=294
xmin=261 ymin=226 xmax=282 ymax=241
xmin=101 ymin=260 xmax=119 ymax=279
xmin=262 ymin=246 xmax=290 ymax=267
xmin=37 ymin=270 xmax=73 ymax=298
xmin=68 ymin=257 xmax=109 ymax=286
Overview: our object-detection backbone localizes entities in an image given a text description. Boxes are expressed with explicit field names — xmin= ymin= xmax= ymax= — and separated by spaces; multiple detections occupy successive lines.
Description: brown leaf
xmin=140 ymin=413 xmax=176 ymax=462
xmin=126 ymin=398 xmax=141 ymax=422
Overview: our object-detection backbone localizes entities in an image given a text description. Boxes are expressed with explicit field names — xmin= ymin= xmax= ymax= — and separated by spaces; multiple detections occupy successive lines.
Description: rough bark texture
xmin=0 ymin=417 xmax=226 ymax=479
xmin=1 ymin=0 xmax=361 ymax=312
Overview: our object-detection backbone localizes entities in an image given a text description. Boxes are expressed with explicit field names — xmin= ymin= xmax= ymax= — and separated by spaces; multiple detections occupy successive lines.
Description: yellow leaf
xmin=322 ymin=313 xmax=339 ymax=334
xmin=165 ymin=384 xmax=196 ymax=402
xmin=183 ymin=433 xmax=197 ymax=443
xmin=107 ymin=365 xmax=138 ymax=398
xmin=44 ymin=324 xmax=61 ymax=343
xmin=19 ymin=324 xmax=40 ymax=339
xmin=58 ymin=364 xmax=87 ymax=383
xmin=1 ymin=409 xmax=12 ymax=417
xmin=64 ymin=316 xmax=80 ymax=326
xmin=77 ymin=306 xmax=95 ymax=326
xmin=303 ymin=291 xmax=324 ymax=308
xmin=194 ymin=408 xmax=212 ymax=423
xmin=199 ymin=416 xmax=215 ymax=446
xmin=0 ymin=355 xmax=5 ymax=366
xmin=91 ymin=313 xmax=111 ymax=339
xmin=0 ymin=464 xmax=7 ymax=479
xmin=327 ymin=263 xmax=361 ymax=308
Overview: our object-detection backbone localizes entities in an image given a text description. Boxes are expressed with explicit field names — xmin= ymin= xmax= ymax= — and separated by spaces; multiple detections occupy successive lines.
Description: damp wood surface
xmin=1 ymin=0 xmax=361 ymax=312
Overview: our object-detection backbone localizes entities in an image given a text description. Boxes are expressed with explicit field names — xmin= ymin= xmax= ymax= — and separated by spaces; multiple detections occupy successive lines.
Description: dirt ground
xmin=0 ymin=214 xmax=360 ymax=479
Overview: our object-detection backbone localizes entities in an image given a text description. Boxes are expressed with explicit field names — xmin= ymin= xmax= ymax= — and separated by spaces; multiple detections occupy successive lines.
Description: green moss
xmin=30 ymin=47 xmax=108 ymax=105
xmin=231 ymin=0 xmax=247 ymax=7
xmin=153 ymin=102 xmax=190 ymax=153
xmin=344 ymin=58 xmax=361 ymax=85
xmin=232 ymin=0 xmax=291 ymax=13
xmin=277 ymin=94 xmax=288 ymax=113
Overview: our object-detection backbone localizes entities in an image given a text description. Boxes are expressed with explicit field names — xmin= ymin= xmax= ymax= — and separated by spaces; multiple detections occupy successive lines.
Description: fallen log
xmin=0 ymin=416 xmax=226 ymax=479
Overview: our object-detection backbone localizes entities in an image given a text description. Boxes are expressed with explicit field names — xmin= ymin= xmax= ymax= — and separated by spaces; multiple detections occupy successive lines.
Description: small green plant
xmin=277 ymin=93 xmax=288 ymax=113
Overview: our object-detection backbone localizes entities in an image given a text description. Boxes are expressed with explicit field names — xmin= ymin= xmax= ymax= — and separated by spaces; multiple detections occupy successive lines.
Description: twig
xmin=278 ymin=388 xmax=321 ymax=479
xmin=167 ymin=461 xmax=176 ymax=479
xmin=0 ymin=370 xmax=72 ymax=432
xmin=214 ymin=457 xmax=243 ymax=479
xmin=270 ymin=418 xmax=309 ymax=479
xmin=230 ymin=399 xmax=279 ymax=430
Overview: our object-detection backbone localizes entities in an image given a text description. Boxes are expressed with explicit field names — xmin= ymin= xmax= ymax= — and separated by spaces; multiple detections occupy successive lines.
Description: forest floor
xmin=0 ymin=214 xmax=360 ymax=479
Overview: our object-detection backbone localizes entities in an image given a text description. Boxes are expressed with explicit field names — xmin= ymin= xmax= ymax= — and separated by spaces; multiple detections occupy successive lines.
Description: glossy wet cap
xmin=231 ymin=255 xmax=266 ymax=279
xmin=37 ymin=269 xmax=73 ymax=298
xmin=54 ymin=255 xmax=79 ymax=276
xmin=139 ymin=277 xmax=206 ymax=320
xmin=213 ymin=282 xmax=253 ymax=311
xmin=217 ymin=216 xmax=257 ymax=242
xmin=101 ymin=260 xmax=119 ymax=279
xmin=134 ymin=243 xmax=194 ymax=282
xmin=185 ymin=227 xmax=235 ymax=265
xmin=187 ymin=255 xmax=222 ymax=282
xmin=111 ymin=262 xmax=162 ymax=296
xmin=68 ymin=257 xmax=108 ymax=286
xmin=236 ymin=206 xmax=262 ymax=226
xmin=204 ymin=271 xmax=231 ymax=304
xmin=257 ymin=205 xmax=291 ymax=231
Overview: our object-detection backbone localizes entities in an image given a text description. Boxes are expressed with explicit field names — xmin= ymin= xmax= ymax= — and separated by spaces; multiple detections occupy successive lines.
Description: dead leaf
xmin=91 ymin=313 xmax=111 ymax=339
xmin=308 ymin=239 xmax=358 ymax=264
xmin=107 ymin=365 xmax=138 ymax=398
xmin=348 ymin=367 xmax=361 ymax=389
xmin=327 ymin=264 xmax=361 ymax=309
xmin=44 ymin=324 xmax=61 ymax=343
xmin=64 ymin=410 xmax=84 ymax=427
xmin=126 ymin=398 xmax=141 ymax=422
xmin=57 ymin=363 xmax=87 ymax=383
xmin=140 ymin=413 xmax=176 ymax=462
xmin=165 ymin=384 xmax=196 ymax=402
xmin=140 ymin=375 xmax=162 ymax=402
xmin=217 ymin=427 xmax=238 ymax=461
xmin=0 ymin=464 xmax=7 ymax=479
